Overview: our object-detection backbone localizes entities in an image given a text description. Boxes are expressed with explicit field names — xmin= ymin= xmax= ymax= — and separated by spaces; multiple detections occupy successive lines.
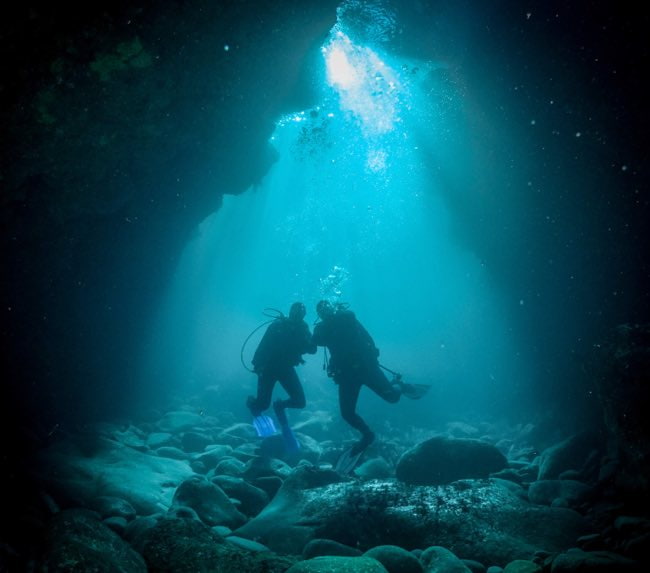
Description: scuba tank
xmin=240 ymin=308 xmax=284 ymax=373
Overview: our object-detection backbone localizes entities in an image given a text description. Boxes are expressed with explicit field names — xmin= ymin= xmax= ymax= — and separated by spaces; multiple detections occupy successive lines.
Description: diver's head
xmin=316 ymin=300 xmax=335 ymax=320
xmin=289 ymin=302 xmax=306 ymax=321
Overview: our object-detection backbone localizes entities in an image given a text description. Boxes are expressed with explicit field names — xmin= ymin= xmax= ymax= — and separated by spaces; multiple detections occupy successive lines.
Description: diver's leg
xmin=247 ymin=371 xmax=275 ymax=417
xmin=364 ymin=365 xmax=401 ymax=404
xmin=338 ymin=377 xmax=375 ymax=453
xmin=275 ymin=368 xmax=306 ymax=426
xmin=277 ymin=368 xmax=306 ymax=409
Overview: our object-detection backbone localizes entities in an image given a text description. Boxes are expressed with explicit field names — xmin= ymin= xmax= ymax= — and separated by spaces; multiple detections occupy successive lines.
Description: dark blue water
xmin=2 ymin=1 xmax=648 ymax=569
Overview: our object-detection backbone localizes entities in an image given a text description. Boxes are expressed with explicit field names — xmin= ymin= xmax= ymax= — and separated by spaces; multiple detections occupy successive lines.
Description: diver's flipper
xmin=252 ymin=415 xmax=276 ymax=437
xmin=400 ymin=382 xmax=431 ymax=400
xmin=334 ymin=446 xmax=365 ymax=476
xmin=281 ymin=425 xmax=300 ymax=452
xmin=272 ymin=400 xmax=299 ymax=451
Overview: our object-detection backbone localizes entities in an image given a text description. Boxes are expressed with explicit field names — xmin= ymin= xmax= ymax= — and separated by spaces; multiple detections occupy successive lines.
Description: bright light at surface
xmin=322 ymin=31 xmax=402 ymax=136
xmin=326 ymin=46 xmax=359 ymax=89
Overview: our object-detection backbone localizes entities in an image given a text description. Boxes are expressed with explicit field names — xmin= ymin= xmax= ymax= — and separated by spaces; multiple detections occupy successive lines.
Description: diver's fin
xmin=400 ymin=382 xmax=431 ymax=400
xmin=252 ymin=415 xmax=276 ymax=437
xmin=281 ymin=425 xmax=300 ymax=452
xmin=334 ymin=446 xmax=365 ymax=476
xmin=272 ymin=400 xmax=299 ymax=451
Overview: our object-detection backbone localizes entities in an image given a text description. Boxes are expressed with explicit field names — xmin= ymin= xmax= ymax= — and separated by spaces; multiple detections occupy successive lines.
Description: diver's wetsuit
xmin=312 ymin=308 xmax=400 ymax=443
xmin=248 ymin=317 xmax=316 ymax=418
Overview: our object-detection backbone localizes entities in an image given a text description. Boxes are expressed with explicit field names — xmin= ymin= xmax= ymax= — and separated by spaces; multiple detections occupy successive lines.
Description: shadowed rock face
xmin=39 ymin=508 xmax=147 ymax=572
xmin=235 ymin=467 xmax=588 ymax=566
xmin=1 ymin=0 xmax=339 ymax=432
xmin=590 ymin=324 xmax=650 ymax=503
xmin=129 ymin=515 xmax=297 ymax=573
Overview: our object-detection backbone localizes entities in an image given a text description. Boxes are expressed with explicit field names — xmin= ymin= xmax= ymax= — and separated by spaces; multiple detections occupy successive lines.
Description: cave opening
xmin=141 ymin=7 xmax=532 ymax=433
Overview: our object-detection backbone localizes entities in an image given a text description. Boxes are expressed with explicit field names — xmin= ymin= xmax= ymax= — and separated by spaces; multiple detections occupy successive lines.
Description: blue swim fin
xmin=272 ymin=399 xmax=300 ymax=452
xmin=252 ymin=415 xmax=276 ymax=437
xmin=281 ymin=425 xmax=300 ymax=452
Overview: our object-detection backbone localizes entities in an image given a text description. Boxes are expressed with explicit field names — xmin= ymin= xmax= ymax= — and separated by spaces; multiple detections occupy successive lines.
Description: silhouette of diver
xmin=313 ymin=300 xmax=422 ymax=458
xmin=246 ymin=302 xmax=316 ymax=437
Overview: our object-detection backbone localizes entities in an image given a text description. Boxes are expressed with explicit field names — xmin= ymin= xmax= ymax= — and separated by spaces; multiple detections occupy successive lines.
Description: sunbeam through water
xmin=144 ymin=19 xmax=531 ymax=428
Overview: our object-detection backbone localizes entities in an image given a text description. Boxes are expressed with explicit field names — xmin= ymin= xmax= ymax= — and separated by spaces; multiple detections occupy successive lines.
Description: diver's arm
xmin=304 ymin=327 xmax=317 ymax=355
xmin=312 ymin=323 xmax=327 ymax=347
xmin=294 ymin=321 xmax=317 ymax=355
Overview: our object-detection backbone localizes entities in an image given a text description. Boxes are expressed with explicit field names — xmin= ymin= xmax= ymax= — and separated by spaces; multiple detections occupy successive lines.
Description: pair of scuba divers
xmin=244 ymin=300 xmax=428 ymax=474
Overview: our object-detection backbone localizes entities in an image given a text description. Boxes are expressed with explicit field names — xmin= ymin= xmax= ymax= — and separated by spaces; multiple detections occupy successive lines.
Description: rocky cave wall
xmin=1 ymin=0 xmax=340 ymax=436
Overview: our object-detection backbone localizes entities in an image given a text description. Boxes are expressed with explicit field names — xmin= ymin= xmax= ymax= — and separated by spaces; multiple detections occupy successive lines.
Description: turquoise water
xmin=145 ymin=22 xmax=533 ymax=430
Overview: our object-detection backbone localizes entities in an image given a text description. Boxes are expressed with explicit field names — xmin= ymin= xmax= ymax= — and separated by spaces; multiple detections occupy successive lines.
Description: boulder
xmin=32 ymin=434 xmax=194 ymax=514
xmin=211 ymin=475 xmax=270 ymax=516
xmin=302 ymin=538 xmax=362 ymax=559
xmin=286 ymin=556 xmax=389 ymax=573
xmin=536 ymin=433 xmax=601 ymax=481
xmin=104 ymin=516 xmax=129 ymax=536
xmin=217 ymin=423 xmax=259 ymax=446
xmin=181 ymin=431 xmax=213 ymax=452
xmin=89 ymin=495 xmax=136 ymax=520
xmin=356 ymin=457 xmax=393 ymax=480
xmin=157 ymin=411 xmax=205 ymax=433
xmin=225 ymin=535 xmax=271 ymax=552
xmin=132 ymin=515 xmax=297 ymax=572
xmin=171 ymin=475 xmax=246 ymax=528
xmin=215 ymin=456 xmax=247 ymax=476
xmin=502 ymin=560 xmax=541 ymax=573
xmin=420 ymin=546 xmax=471 ymax=573
xmin=234 ymin=466 xmax=588 ymax=566
xmin=396 ymin=437 xmax=507 ymax=485
xmin=195 ymin=444 xmax=234 ymax=470
xmin=38 ymin=508 xmax=146 ymax=572
xmin=243 ymin=455 xmax=293 ymax=480
xmin=155 ymin=446 xmax=189 ymax=460
xmin=528 ymin=480 xmax=594 ymax=507
xmin=364 ymin=545 xmax=424 ymax=573
xmin=147 ymin=432 xmax=175 ymax=449
xmin=550 ymin=549 xmax=642 ymax=572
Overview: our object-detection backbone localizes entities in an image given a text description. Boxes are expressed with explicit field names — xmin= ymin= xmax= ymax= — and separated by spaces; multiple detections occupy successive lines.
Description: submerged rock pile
xmin=10 ymin=403 xmax=646 ymax=572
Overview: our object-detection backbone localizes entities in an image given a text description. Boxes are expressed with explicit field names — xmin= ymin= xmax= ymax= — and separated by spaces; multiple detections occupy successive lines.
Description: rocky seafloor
xmin=2 ymin=321 xmax=648 ymax=573
xmin=5 ymin=390 xmax=649 ymax=573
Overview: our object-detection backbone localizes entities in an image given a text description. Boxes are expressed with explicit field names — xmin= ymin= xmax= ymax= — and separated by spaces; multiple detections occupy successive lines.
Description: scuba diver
xmin=245 ymin=302 xmax=317 ymax=448
xmin=312 ymin=300 xmax=428 ymax=472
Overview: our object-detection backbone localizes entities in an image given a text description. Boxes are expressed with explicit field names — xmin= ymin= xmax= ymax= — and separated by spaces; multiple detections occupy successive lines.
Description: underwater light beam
xmin=326 ymin=45 xmax=360 ymax=89
xmin=322 ymin=31 xmax=401 ymax=136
